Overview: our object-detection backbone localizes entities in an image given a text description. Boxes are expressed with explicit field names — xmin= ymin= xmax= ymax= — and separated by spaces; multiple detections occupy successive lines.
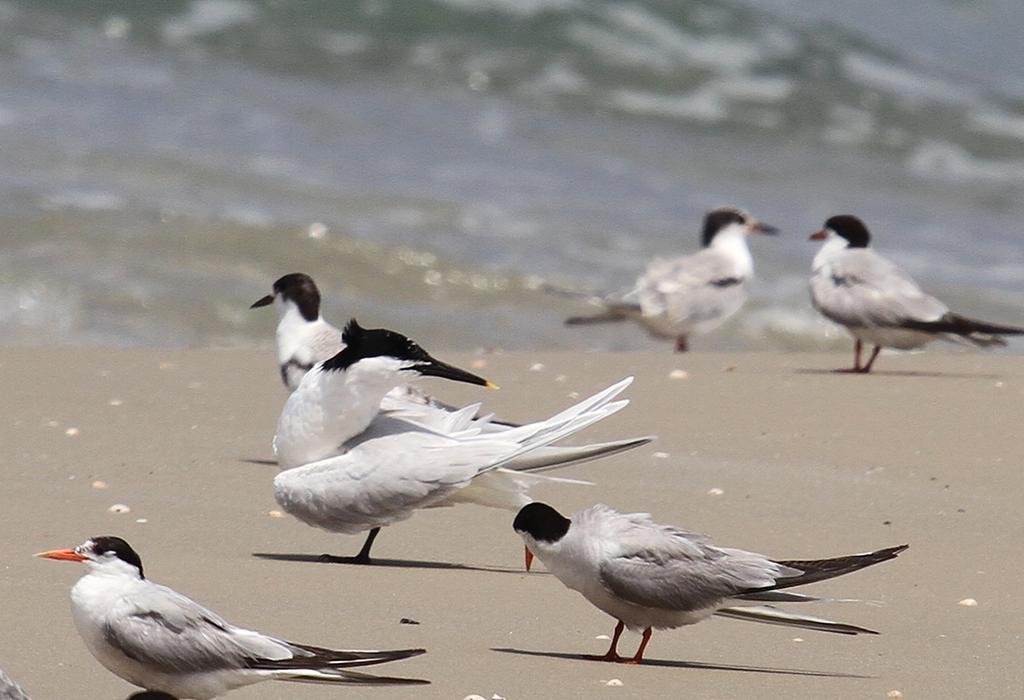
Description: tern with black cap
xmin=36 ymin=537 xmax=427 ymax=698
xmin=559 ymin=207 xmax=777 ymax=352
xmin=514 ymin=502 xmax=906 ymax=664
xmin=809 ymin=215 xmax=1024 ymax=373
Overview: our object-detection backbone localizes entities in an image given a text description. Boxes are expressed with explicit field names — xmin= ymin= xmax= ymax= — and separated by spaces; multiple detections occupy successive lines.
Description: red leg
xmin=593 ymin=620 xmax=625 ymax=662
xmin=624 ymin=627 xmax=652 ymax=664
xmin=861 ymin=345 xmax=881 ymax=373
xmin=674 ymin=335 xmax=689 ymax=353
xmin=834 ymin=339 xmax=863 ymax=373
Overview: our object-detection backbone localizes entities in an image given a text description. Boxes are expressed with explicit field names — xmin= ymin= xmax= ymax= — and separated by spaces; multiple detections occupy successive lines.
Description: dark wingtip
xmin=342 ymin=318 xmax=364 ymax=345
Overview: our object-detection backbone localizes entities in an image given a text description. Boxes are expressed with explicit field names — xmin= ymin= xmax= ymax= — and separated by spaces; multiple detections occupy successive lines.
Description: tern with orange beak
xmin=514 ymin=502 xmax=906 ymax=664
xmin=37 ymin=537 xmax=427 ymax=698
xmin=559 ymin=208 xmax=777 ymax=352
xmin=810 ymin=215 xmax=1024 ymax=372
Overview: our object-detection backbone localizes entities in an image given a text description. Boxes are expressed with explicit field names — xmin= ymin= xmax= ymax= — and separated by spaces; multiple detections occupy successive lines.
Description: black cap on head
xmin=701 ymin=208 xmax=748 ymax=247
xmin=88 ymin=536 xmax=144 ymax=578
xmin=250 ymin=273 xmax=321 ymax=321
xmin=824 ymin=215 xmax=871 ymax=248
xmin=321 ymin=319 xmax=493 ymax=387
xmin=513 ymin=502 xmax=571 ymax=543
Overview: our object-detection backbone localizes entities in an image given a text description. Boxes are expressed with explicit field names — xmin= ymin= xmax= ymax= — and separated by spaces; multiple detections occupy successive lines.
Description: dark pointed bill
xmin=250 ymin=294 xmax=274 ymax=309
xmin=751 ymin=221 xmax=779 ymax=235
xmin=413 ymin=356 xmax=498 ymax=389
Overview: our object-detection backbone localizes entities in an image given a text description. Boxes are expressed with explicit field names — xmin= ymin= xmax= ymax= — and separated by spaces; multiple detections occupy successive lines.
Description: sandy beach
xmin=1 ymin=348 xmax=1021 ymax=699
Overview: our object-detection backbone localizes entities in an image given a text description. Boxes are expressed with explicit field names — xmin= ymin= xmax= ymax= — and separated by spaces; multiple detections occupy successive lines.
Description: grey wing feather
xmin=103 ymin=586 xmax=290 ymax=674
xmin=597 ymin=515 xmax=790 ymax=612
xmin=811 ymin=250 xmax=948 ymax=327
xmin=627 ymin=252 xmax=745 ymax=325
xmin=0 ymin=669 xmax=31 ymax=700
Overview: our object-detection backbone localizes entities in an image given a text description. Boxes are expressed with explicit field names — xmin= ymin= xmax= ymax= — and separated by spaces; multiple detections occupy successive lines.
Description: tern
xmin=560 ymin=208 xmax=777 ymax=352
xmin=0 ymin=669 xmax=30 ymax=700
xmin=810 ymin=215 xmax=1024 ymax=372
xmin=37 ymin=537 xmax=427 ymax=698
xmin=274 ymin=368 xmax=647 ymax=564
xmin=514 ymin=502 xmax=907 ymax=664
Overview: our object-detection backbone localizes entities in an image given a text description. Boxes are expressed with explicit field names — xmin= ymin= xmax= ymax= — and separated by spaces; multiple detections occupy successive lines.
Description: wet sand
xmin=0 ymin=349 xmax=1021 ymax=699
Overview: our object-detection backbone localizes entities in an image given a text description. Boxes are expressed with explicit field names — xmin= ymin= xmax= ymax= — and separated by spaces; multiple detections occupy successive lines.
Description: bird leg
xmin=674 ymin=335 xmax=689 ymax=353
xmin=834 ymin=339 xmax=863 ymax=373
xmin=624 ymin=627 xmax=652 ymax=665
xmin=318 ymin=527 xmax=381 ymax=565
xmin=590 ymin=620 xmax=625 ymax=662
xmin=861 ymin=345 xmax=881 ymax=373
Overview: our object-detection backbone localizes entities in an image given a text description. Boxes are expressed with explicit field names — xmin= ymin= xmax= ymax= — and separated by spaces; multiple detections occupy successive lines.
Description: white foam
xmin=608 ymin=87 xmax=727 ymax=123
xmin=841 ymin=52 xmax=973 ymax=105
xmin=436 ymin=0 xmax=579 ymax=18
xmin=162 ymin=0 xmax=258 ymax=44
xmin=967 ymin=108 xmax=1024 ymax=142
xmin=907 ymin=140 xmax=1024 ymax=184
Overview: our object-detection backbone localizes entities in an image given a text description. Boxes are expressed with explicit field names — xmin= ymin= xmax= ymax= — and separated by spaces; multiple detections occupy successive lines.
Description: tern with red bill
xmin=514 ymin=502 xmax=906 ymax=664
xmin=37 ymin=537 xmax=427 ymax=698
xmin=557 ymin=207 xmax=777 ymax=352
xmin=810 ymin=215 xmax=1024 ymax=373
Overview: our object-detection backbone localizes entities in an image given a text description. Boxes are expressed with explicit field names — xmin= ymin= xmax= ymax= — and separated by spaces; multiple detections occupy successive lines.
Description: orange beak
xmin=35 ymin=548 xmax=87 ymax=562
xmin=524 ymin=545 xmax=534 ymax=572
xmin=809 ymin=230 xmax=828 ymax=241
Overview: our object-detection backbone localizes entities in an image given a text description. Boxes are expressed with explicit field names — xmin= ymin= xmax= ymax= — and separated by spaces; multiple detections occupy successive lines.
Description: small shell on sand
xmin=108 ymin=503 xmax=131 ymax=514
xmin=707 ymin=487 xmax=724 ymax=496
xmin=135 ymin=518 xmax=148 ymax=524
xmin=652 ymin=451 xmax=670 ymax=459
xmin=602 ymin=679 xmax=624 ymax=687
xmin=46 ymin=420 xmax=59 ymax=428
xmin=529 ymin=362 xmax=545 ymax=372
xmin=958 ymin=598 xmax=978 ymax=607
xmin=108 ymin=398 xmax=123 ymax=406
xmin=887 ymin=691 xmax=904 ymax=699
xmin=595 ymin=634 xmax=611 ymax=640
xmin=91 ymin=480 xmax=109 ymax=489
xmin=462 ymin=696 xmax=486 ymax=700
xmin=668 ymin=369 xmax=688 ymax=380
xmin=64 ymin=427 xmax=80 ymax=437
xmin=792 ymin=637 xmax=804 ymax=642
xmin=268 ymin=510 xmax=286 ymax=518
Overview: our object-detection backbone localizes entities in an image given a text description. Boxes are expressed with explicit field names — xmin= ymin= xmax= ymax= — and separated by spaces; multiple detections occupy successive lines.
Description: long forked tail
xmin=713 ymin=606 xmax=877 ymax=635
xmin=901 ymin=313 xmax=1024 ymax=346
xmin=255 ymin=644 xmax=427 ymax=685
xmin=768 ymin=544 xmax=908 ymax=591
xmin=504 ymin=435 xmax=654 ymax=473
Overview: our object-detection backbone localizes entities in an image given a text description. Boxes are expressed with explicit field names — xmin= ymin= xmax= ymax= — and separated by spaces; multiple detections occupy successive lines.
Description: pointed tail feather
xmin=901 ymin=313 xmax=1024 ymax=345
xmin=503 ymin=435 xmax=655 ymax=473
xmin=714 ymin=606 xmax=878 ymax=635
xmin=257 ymin=644 xmax=425 ymax=671
xmin=279 ymin=668 xmax=430 ymax=685
xmin=765 ymin=545 xmax=908 ymax=591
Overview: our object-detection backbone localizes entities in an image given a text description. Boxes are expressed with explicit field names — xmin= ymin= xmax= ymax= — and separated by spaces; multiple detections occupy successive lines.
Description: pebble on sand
xmin=529 ymin=362 xmax=545 ymax=372
xmin=887 ymin=691 xmax=904 ymax=699
xmin=108 ymin=503 xmax=131 ymax=514
xmin=64 ymin=427 xmax=80 ymax=437
xmin=108 ymin=398 xmax=124 ymax=406
xmin=668 ymin=369 xmax=688 ymax=380
xmin=958 ymin=598 xmax=978 ymax=607
xmin=91 ymin=480 xmax=109 ymax=489
xmin=602 ymin=679 xmax=624 ymax=687
xmin=707 ymin=487 xmax=724 ymax=496
xmin=268 ymin=510 xmax=285 ymax=518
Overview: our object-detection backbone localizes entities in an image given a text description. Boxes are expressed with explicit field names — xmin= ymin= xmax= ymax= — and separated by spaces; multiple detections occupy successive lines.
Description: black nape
xmin=89 ymin=536 xmax=145 ymax=578
xmin=823 ymin=215 xmax=871 ymax=248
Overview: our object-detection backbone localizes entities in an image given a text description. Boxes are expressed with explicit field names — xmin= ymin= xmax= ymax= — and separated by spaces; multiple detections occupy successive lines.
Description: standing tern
xmin=37 ymin=537 xmax=427 ymax=698
xmin=810 ymin=215 xmax=1024 ymax=373
xmin=274 ymin=378 xmax=647 ymax=564
xmin=561 ymin=208 xmax=777 ymax=352
xmin=514 ymin=503 xmax=906 ymax=664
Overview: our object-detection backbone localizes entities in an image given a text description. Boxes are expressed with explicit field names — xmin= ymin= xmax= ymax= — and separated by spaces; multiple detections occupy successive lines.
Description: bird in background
xmin=557 ymin=207 xmax=777 ymax=352
xmin=514 ymin=502 xmax=906 ymax=664
xmin=273 ymin=333 xmax=648 ymax=562
xmin=36 ymin=537 xmax=427 ymax=699
xmin=809 ymin=215 xmax=1024 ymax=373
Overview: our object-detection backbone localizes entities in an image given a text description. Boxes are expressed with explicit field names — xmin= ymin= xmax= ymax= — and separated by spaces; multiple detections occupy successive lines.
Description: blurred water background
xmin=1 ymin=0 xmax=1023 ymax=352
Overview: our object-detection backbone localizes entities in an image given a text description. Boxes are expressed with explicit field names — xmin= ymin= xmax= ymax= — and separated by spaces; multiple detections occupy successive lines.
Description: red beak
xmin=35 ymin=548 xmax=87 ymax=562
xmin=809 ymin=230 xmax=828 ymax=241
xmin=524 ymin=545 xmax=534 ymax=572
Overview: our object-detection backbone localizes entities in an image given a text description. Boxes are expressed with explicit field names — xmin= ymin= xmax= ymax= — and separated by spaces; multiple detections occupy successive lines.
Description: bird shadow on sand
xmin=491 ymin=648 xmax=872 ymax=679
xmin=128 ymin=692 xmax=178 ymax=700
xmin=251 ymin=552 xmax=538 ymax=575
xmin=239 ymin=457 xmax=278 ymax=467
xmin=794 ymin=368 xmax=999 ymax=380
